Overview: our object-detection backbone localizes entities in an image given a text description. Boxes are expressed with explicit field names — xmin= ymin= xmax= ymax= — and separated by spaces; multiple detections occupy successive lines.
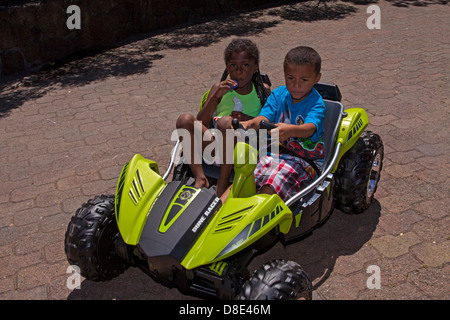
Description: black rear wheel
xmin=64 ymin=195 xmax=130 ymax=281
xmin=334 ymin=131 xmax=384 ymax=214
xmin=236 ymin=260 xmax=312 ymax=300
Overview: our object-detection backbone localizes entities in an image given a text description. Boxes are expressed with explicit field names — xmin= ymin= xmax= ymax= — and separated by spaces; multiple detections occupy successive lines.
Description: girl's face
xmin=226 ymin=51 xmax=259 ymax=90
xmin=284 ymin=62 xmax=321 ymax=104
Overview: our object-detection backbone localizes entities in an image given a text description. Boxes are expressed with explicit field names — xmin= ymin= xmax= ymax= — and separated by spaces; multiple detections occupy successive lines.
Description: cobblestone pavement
xmin=0 ymin=0 xmax=448 ymax=300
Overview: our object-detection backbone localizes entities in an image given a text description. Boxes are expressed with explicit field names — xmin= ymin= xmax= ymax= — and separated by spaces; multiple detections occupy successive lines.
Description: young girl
xmin=176 ymin=38 xmax=270 ymax=197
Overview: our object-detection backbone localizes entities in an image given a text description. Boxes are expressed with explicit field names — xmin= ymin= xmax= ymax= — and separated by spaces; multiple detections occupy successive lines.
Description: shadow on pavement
xmin=384 ymin=0 xmax=448 ymax=7
xmin=305 ymin=200 xmax=381 ymax=292
xmin=249 ymin=199 xmax=381 ymax=295
xmin=0 ymin=0 xmax=360 ymax=118
xmin=268 ymin=0 xmax=358 ymax=21
xmin=0 ymin=50 xmax=164 ymax=117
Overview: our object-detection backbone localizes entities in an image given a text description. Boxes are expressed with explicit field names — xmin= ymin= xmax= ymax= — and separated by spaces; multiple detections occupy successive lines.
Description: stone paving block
xmin=370 ymin=232 xmax=421 ymax=259
xmin=13 ymin=205 xmax=61 ymax=227
xmin=0 ymin=285 xmax=48 ymax=300
xmin=407 ymin=265 xmax=449 ymax=299
xmin=383 ymin=162 xmax=424 ymax=178
xmin=0 ymin=251 xmax=43 ymax=279
xmin=411 ymin=241 xmax=449 ymax=268
xmin=0 ymin=198 xmax=35 ymax=218
xmin=377 ymin=210 xmax=423 ymax=236
xmin=333 ymin=245 xmax=381 ymax=276
xmin=316 ymin=274 xmax=360 ymax=300
xmin=0 ymin=277 xmax=15 ymax=295
xmin=412 ymin=217 xmax=450 ymax=243
xmin=414 ymin=198 xmax=450 ymax=220
xmin=358 ymin=281 xmax=424 ymax=300
xmin=34 ymin=188 xmax=82 ymax=209
xmin=374 ymin=254 xmax=423 ymax=288
xmin=16 ymin=262 xmax=64 ymax=291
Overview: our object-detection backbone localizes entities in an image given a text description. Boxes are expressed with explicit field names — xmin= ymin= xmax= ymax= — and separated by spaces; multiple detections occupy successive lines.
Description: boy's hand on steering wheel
xmin=269 ymin=122 xmax=292 ymax=142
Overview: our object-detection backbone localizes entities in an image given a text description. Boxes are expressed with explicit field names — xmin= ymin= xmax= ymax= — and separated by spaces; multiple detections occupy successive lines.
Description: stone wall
xmin=0 ymin=0 xmax=278 ymax=75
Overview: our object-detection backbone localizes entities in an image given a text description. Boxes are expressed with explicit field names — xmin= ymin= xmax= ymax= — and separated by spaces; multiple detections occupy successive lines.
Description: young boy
xmin=242 ymin=46 xmax=326 ymax=201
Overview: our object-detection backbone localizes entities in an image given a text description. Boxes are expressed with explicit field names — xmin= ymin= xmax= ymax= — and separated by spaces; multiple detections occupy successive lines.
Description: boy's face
xmin=226 ymin=51 xmax=258 ymax=89
xmin=284 ymin=63 xmax=321 ymax=104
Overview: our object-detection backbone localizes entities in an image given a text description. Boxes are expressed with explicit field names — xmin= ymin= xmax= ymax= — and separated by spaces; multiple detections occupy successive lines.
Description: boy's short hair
xmin=284 ymin=46 xmax=321 ymax=75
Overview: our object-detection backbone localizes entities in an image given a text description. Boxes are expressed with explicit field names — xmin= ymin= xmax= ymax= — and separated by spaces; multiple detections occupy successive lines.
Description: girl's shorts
xmin=254 ymin=155 xmax=317 ymax=201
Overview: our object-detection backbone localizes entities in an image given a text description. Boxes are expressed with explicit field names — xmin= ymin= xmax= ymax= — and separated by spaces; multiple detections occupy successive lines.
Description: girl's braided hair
xmin=220 ymin=38 xmax=270 ymax=107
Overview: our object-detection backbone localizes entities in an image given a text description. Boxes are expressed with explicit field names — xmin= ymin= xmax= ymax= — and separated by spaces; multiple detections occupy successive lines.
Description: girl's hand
xmin=211 ymin=79 xmax=238 ymax=99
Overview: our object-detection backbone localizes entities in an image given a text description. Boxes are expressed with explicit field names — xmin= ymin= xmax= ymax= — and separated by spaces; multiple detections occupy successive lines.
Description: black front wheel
xmin=64 ymin=195 xmax=130 ymax=281
xmin=236 ymin=260 xmax=312 ymax=300
xmin=334 ymin=130 xmax=384 ymax=214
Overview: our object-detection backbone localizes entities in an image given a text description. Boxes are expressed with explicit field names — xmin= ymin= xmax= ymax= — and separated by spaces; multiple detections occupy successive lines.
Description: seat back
xmin=314 ymin=82 xmax=342 ymax=102
xmin=322 ymin=100 xmax=344 ymax=170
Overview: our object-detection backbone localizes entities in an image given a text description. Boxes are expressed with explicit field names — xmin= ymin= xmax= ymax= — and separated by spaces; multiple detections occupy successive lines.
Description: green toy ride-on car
xmin=64 ymin=83 xmax=383 ymax=300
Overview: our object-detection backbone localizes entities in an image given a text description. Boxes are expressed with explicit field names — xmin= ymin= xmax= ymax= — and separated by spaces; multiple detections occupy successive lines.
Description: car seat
xmin=321 ymin=100 xmax=344 ymax=170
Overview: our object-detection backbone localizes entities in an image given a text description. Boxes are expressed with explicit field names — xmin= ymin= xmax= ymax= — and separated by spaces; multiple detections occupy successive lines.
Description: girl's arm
xmin=241 ymin=115 xmax=269 ymax=130
xmin=197 ymin=80 xmax=237 ymax=126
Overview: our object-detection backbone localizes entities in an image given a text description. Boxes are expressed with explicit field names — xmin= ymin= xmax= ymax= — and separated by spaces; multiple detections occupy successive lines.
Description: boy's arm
xmin=274 ymin=98 xmax=325 ymax=142
xmin=240 ymin=87 xmax=278 ymax=130
xmin=241 ymin=115 xmax=269 ymax=130
xmin=273 ymin=122 xmax=316 ymax=142
xmin=303 ymin=100 xmax=326 ymax=142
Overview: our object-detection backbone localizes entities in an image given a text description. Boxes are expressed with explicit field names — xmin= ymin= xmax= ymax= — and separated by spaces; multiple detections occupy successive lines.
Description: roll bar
xmin=162 ymin=139 xmax=181 ymax=181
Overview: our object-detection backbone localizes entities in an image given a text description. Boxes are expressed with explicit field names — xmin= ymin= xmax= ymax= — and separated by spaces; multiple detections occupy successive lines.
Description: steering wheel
xmin=231 ymin=118 xmax=278 ymax=131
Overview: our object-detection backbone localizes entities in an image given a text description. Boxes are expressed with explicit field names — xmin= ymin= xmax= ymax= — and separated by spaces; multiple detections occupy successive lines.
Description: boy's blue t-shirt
xmin=259 ymin=86 xmax=325 ymax=142
xmin=258 ymin=86 xmax=326 ymax=164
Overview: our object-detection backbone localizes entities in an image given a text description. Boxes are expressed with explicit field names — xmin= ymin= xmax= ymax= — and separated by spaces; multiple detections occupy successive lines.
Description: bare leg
xmin=176 ymin=113 xmax=212 ymax=189
xmin=259 ymin=185 xmax=276 ymax=195
xmin=219 ymin=185 xmax=232 ymax=204
xmin=216 ymin=116 xmax=233 ymax=197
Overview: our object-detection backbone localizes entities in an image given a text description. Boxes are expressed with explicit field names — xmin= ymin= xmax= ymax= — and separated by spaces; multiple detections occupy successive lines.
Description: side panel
xmin=115 ymin=154 xmax=166 ymax=245
xmin=332 ymin=108 xmax=369 ymax=172
xmin=181 ymin=194 xmax=292 ymax=270
xmin=285 ymin=176 xmax=335 ymax=241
